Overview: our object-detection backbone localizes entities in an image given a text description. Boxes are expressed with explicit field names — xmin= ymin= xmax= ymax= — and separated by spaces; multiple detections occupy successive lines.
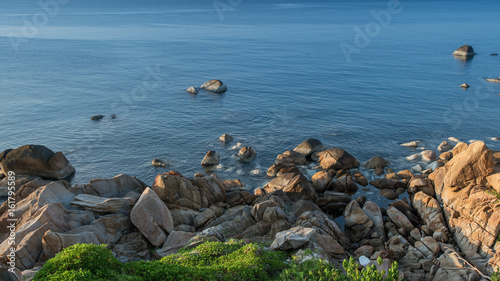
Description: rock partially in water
xmin=459 ymin=83 xmax=470 ymax=89
xmin=293 ymin=139 xmax=326 ymax=157
xmin=401 ymin=140 xmax=422 ymax=147
xmin=317 ymin=148 xmax=359 ymax=170
xmin=201 ymin=151 xmax=220 ymax=166
xmin=437 ymin=141 xmax=453 ymax=152
xmin=200 ymin=79 xmax=227 ymax=93
xmin=151 ymin=158 xmax=168 ymax=167
xmin=186 ymin=86 xmax=198 ymax=94
xmin=0 ymin=145 xmax=75 ymax=181
xmin=363 ymin=156 xmax=390 ymax=170
xmin=452 ymin=45 xmax=475 ymax=58
xmin=486 ymin=77 xmax=500 ymax=83
xmin=238 ymin=147 xmax=256 ymax=163
xmin=90 ymin=115 xmax=104 ymax=121
xmin=219 ymin=134 xmax=233 ymax=143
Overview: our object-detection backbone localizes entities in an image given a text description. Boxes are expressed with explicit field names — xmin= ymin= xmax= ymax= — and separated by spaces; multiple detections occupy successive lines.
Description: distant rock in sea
xmin=200 ymin=79 xmax=227 ymax=93
xmin=452 ymin=45 xmax=475 ymax=58
xmin=486 ymin=77 xmax=500 ymax=83
xmin=460 ymin=83 xmax=470 ymax=89
xmin=186 ymin=86 xmax=198 ymax=94
xmin=91 ymin=115 xmax=104 ymax=121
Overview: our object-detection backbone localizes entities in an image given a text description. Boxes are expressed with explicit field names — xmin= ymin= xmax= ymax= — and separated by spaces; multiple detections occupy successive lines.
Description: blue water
xmin=1 ymin=0 xmax=500 ymax=201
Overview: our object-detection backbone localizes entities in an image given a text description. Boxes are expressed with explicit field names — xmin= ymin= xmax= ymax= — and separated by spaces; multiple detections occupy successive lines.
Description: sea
xmin=1 ymin=0 xmax=499 ymax=207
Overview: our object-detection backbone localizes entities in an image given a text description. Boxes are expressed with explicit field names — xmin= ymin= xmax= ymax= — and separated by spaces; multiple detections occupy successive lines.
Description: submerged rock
xmin=186 ymin=86 xmax=198 ymax=94
xmin=401 ymin=140 xmax=422 ymax=147
xmin=238 ymin=147 xmax=256 ymax=163
xmin=151 ymin=158 xmax=168 ymax=167
xmin=200 ymin=79 xmax=227 ymax=93
xmin=219 ymin=134 xmax=233 ymax=143
xmin=90 ymin=115 xmax=104 ymax=121
xmin=201 ymin=151 xmax=220 ymax=166
xmin=452 ymin=45 xmax=475 ymax=58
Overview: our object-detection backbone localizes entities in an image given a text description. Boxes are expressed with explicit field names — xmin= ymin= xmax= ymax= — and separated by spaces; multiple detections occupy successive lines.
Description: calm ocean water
xmin=1 ymin=0 xmax=499 ymax=206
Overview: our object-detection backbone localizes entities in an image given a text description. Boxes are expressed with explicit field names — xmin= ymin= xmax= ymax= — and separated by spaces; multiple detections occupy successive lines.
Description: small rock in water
xmin=200 ymin=79 xmax=227 ymax=93
xmin=411 ymin=164 xmax=424 ymax=173
xmin=486 ymin=77 xmax=500 ymax=83
xmin=201 ymin=151 xmax=220 ymax=166
xmin=437 ymin=141 xmax=453 ymax=152
xmin=448 ymin=137 xmax=460 ymax=143
xmin=469 ymin=139 xmax=479 ymax=143
xmin=186 ymin=86 xmax=198 ymax=94
xmin=491 ymin=53 xmax=498 ymax=56
xmin=151 ymin=158 xmax=168 ymax=167
xmin=219 ymin=134 xmax=233 ymax=143
xmin=231 ymin=142 xmax=243 ymax=150
xmin=460 ymin=83 xmax=470 ymax=89
xmin=194 ymin=172 xmax=204 ymax=177
xmin=238 ymin=146 xmax=256 ymax=163
xmin=452 ymin=45 xmax=475 ymax=58
xmin=359 ymin=256 xmax=370 ymax=267
xmin=405 ymin=153 xmax=421 ymax=161
xmin=492 ymin=137 xmax=500 ymax=141
xmin=250 ymin=168 xmax=261 ymax=175
xmin=401 ymin=140 xmax=422 ymax=147
xmin=90 ymin=115 xmax=104 ymax=121
xmin=420 ymin=150 xmax=437 ymax=162
xmin=380 ymin=189 xmax=399 ymax=200
xmin=216 ymin=164 xmax=223 ymax=170
xmin=110 ymin=114 xmax=116 ymax=119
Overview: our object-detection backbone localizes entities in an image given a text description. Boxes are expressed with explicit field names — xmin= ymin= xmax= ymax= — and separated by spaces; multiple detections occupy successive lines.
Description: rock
xmin=201 ymin=205 xmax=256 ymax=239
xmin=275 ymin=150 xmax=307 ymax=166
xmin=151 ymin=158 xmax=168 ymax=167
xmin=201 ymin=151 xmax=220 ymax=166
xmin=219 ymin=134 xmax=233 ymax=143
xmin=437 ymin=141 xmax=453 ymax=152
xmin=491 ymin=53 xmax=499 ymax=56
xmin=333 ymin=175 xmax=358 ymax=193
xmin=130 ymin=187 xmax=174 ymax=246
xmin=355 ymin=245 xmax=375 ymax=259
xmin=397 ymin=169 xmax=413 ymax=180
xmin=186 ymin=86 xmax=198 ymax=94
xmin=70 ymin=192 xmax=140 ymax=214
xmin=405 ymin=153 xmax=421 ymax=161
xmin=352 ymin=170 xmax=368 ymax=186
xmin=267 ymin=163 xmax=289 ymax=177
xmin=225 ymin=190 xmax=256 ymax=207
xmin=316 ymin=191 xmax=350 ymax=215
xmin=318 ymin=148 xmax=359 ymax=170
xmin=112 ymin=232 xmax=151 ymax=262
xmin=452 ymin=142 xmax=468 ymax=156
xmin=194 ymin=208 xmax=216 ymax=228
xmin=411 ymin=164 xmax=424 ymax=173
xmin=313 ymin=233 xmax=345 ymax=255
xmin=486 ymin=77 xmax=500 ymax=83
xmin=452 ymin=45 xmax=475 ymax=57
xmin=412 ymin=192 xmax=448 ymax=242
xmin=0 ymin=145 xmax=75 ymax=180
xmin=238 ymin=147 xmax=256 ymax=163
xmin=362 ymin=201 xmax=385 ymax=240
xmin=401 ymin=140 xmax=422 ymax=147
xmin=90 ymin=115 xmax=104 ymax=121
xmin=387 ymin=206 xmax=414 ymax=236
xmin=200 ymin=79 xmax=227 ymax=93
xmin=194 ymin=172 xmax=204 ymax=177
xmin=0 ymin=263 xmax=21 ymax=281
xmin=276 ymin=166 xmax=301 ymax=177
xmin=488 ymin=172 xmax=500 ymax=194
xmin=155 ymin=231 xmax=196 ymax=257
xmin=421 ymin=236 xmax=439 ymax=255
xmin=380 ymin=189 xmax=398 ymax=200
xmin=223 ymin=179 xmax=244 ymax=189
xmin=359 ymin=255 xmax=370 ymax=266
xmin=444 ymin=141 xmax=494 ymax=190
xmin=408 ymin=177 xmax=434 ymax=197
xmin=290 ymin=200 xmax=322 ymax=219
xmin=311 ymin=171 xmax=332 ymax=192
xmin=344 ymin=200 xmax=373 ymax=242
xmin=293 ymin=139 xmax=326 ymax=157
xmin=263 ymin=173 xmax=317 ymax=202
xmin=421 ymin=150 xmax=437 ymax=162
xmin=369 ymin=178 xmax=405 ymax=189
xmin=170 ymin=208 xmax=200 ymax=226
xmin=270 ymin=226 xmax=315 ymax=250
xmin=460 ymin=83 xmax=470 ymax=89
xmin=363 ymin=156 xmax=390 ymax=170
xmin=439 ymin=151 xmax=453 ymax=161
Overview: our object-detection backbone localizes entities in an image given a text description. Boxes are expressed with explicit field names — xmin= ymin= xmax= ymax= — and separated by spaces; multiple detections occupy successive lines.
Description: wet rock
xmin=275 ymin=150 xmax=307 ymax=166
xmin=201 ymin=151 xmax=220 ymax=166
xmin=238 ymin=147 xmax=256 ymax=163
xmin=370 ymin=178 xmax=405 ymax=190
xmin=421 ymin=150 xmax=437 ymax=163
xmin=70 ymin=192 xmax=140 ymax=214
xmin=200 ymin=79 xmax=227 ymax=93
xmin=311 ymin=171 xmax=332 ymax=192
xmin=151 ymin=158 xmax=168 ymax=167
xmin=68 ymin=174 xmax=146 ymax=198
xmin=363 ymin=156 xmax=390 ymax=170
xmin=222 ymin=179 xmax=244 ymax=189
xmin=276 ymin=166 xmax=301 ymax=177
xmin=344 ymin=200 xmax=373 ymax=242
xmin=380 ymin=189 xmax=398 ymax=200
xmin=0 ymin=145 xmax=75 ymax=180
xmin=186 ymin=86 xmax=198 ymax=94
xmin=452 ymin=45 xmax=475 ymax=57
xmin=401 ymin=140 xmax=422 ymax=147
xmin=267 ymin=163 xmax=289 ymax=177
xmin=90 ymin=115 xmax=104 ymax=121
xmin=387 ymin=206 xmax=414 ymax=236
xmin=317 ymin=148 xmax=359 ymax=170
xmin=293 ymin=139 xmax=326 ymax=157
xmin=405 ymin=153 xmax=421 ymax=161
xmin=131 ymin=188 xmax=173 ymax=246
xmin=352 ymin=170 xmax=368 ymax=186
xmin=219 ymin=134 xmax=233 ymax=143
xmin=486 ymin=77 xmax=500 ymax=83
xmin=333 ymin=175 xmax=358 ymax=193
xmin=460 ymin=83 xmax=470 ymax=89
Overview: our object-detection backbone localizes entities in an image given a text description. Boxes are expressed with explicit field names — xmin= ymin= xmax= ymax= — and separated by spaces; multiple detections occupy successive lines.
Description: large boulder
xmin=293 ymin=139 xmax=326 ymax=157
xmin=70 ymin=192 xmax=140 ymax=214
xmin=263 ymin=173 xmax=317 ymax=201
xmin=344 ymin=200 xmax=373 ymax=242
xmin=318 ymin=148 xmax=359 ymax=170
xmin=452 ymin=45 xmax=475 ymax=58
xmin=68 ymin=174 xmax=146 ymax=198
xmin=238 ymin=147 xmax=256 ymax=163
xmin=201 ymin=151 xmax=220 ymax=166
xmin=130 ymin=188 xmax=174 ymax=246
xmin=200 ymin=79 xmax=227 ymax=93
xmin=0 ymin=145 xmax=75 ymax=180
xmin=271 ymin=226 xmax=316 ymax=250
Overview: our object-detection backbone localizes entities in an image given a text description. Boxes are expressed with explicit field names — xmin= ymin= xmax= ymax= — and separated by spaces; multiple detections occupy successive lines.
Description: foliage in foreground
xmin=33 ymin=241 xmax=402 ymax=281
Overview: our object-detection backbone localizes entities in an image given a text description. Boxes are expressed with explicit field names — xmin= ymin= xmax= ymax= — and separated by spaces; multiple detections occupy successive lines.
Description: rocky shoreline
xmin=0 ymin=138 xmax=500 ymax=280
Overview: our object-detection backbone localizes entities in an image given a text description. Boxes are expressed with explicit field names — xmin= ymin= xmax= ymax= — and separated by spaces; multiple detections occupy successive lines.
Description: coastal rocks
xmin=130 ymin=187 xmax=174 ymax=246
xmin=486 ymin=77 xmax=500 ymax=83
xmin=201 ymin=151 xmax=220 ymax=166
xmin=387 ymin=206 xmax=414 ymax=236
xmin=333 ymin=175 xmax=358 ymax=193
xmin=318 ymin=148 xmax=359 ymax=170
xmin=90 ymin=115 xmax=104 ymax=121
xmin=420 ymin=150 xmax=437 ymax=163
xmin=70 ymin=192 xmax=140 ymax=214
xmin=437 ymin=141 xmax=453 ymax=152
xmin=112 ymin=232 xmax=152 ymax=262
xmin=344 ymin=200 xmax=373 ymax=242
xmin=68 ymin=174 xmax=146 ymax=198
xmin=151 ymin=158 xmax=168 ymax=167
xmin=263 ymin=173 xmax=317 ymax=202
xmin=271 ymin=226 xmax=316 ymax=250
xmin=219 ymin=134 xmax=233 ymax=143
xmin=452 ymin=45 xmax=475 ymax=58
xmin=311 ymin=171 xmax=332 ymax=192
xmin=275 ymin=150 xmax=307 ymax=166
xmin=370 ymin=178 xmax=405 ymax=190
xmin=316 ymin=191 xmax=351 ymax=215
xmin=0 ymin=145 xmax=75 ymax=180
xmin=293 ymin=139 xmax=326 ymax=157
xmin=200 ymin=79 xmax=227 ymax=93
xmin=460 ymin=83 xmax=470 ymax=89
xmin=155 ymin=231 xmax=196 ymax=257
xmin=401 ymin=141 xmax=422 ymax=147
xmin=238 ymin=147 xmax=256 ymax=163
xmin=186 ymin=86 xmax=198 ymax=94
xmin=363 ymin=156 xmax=390 ymax=170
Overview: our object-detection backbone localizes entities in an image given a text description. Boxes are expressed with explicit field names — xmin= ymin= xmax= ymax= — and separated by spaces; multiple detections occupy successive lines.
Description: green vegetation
xmin=33 ymin=241 xmax=402 ymax=281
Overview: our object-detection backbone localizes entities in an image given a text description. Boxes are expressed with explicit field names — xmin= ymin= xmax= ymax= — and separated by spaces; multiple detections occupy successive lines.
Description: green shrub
xmin=33 ymin=241 xmax=402 ymax=281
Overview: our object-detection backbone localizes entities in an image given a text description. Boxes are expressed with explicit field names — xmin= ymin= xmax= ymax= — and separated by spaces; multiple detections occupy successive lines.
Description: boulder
xmin=486 ymin=77 xmax=500 ymax=83
xmin=130 ymin=187 xmax=174 ymax=246
xmin=311 ymin=171 xmax=332 ymax=192
xmin=460 ymin=83 xmax=470 ymax=89
xmin=316 ymin=191 xmax=350 ymax=215
xmin=270 ymin=226 xmax=316 ymax=250
xmin=452 ymin=45 xmax=475 ymax=57
xmin=263 ymin=173 xmax=317 ymax=202
xmin=151 ymin=158 xmax=168 ymax=167
xmin=70 ymin=192 xmax=140 ymax=214
xmin=238 ymin=147 xmax=256 ymax=163
xmin=421 ymin=150 xmax=437 ymax=163
xmin=0 ymin=263 xmax=21 ymax=281
xmin=344 ymin=200 xmax=373 ymax=242
xmin=401 ymin=141 xmax=422 ymax=147
xmin=387 ymin=206 xmax=414 ymax=236
xmin=200 ymin=79 xmax=227 ymax=93
xmin=363 ymin=156 xmax=390 ymax=169
xmin=194 ymin=208 xmax=216 ymax=228
xmin=90 ymin=115 xmax=104 ymax=121
xmin=225 ymin=190 xmax=256 ymax=207
xmin=362 ymin=202 xmax=385 ymax=240
xmin=293 ymin=139 xmax=326 ymax=157
xmin=275 ymin=150 xmax=307 ymax=166
xmin=219 ymin=134 xmax=233 ymax=143
xmin=333 ymin=175 xmax=358 ymax=193
xmin=0 ymin=145 xmax=75 ymax=180
xmin=452 ymin=142 xmax=468 ymax=156
xmin=112 ymin=232 xmax=152 ymax=262
xmin=352 ymin=170 xmax=368 ymax=186
xmin=380 ymin=189 xmax=398 ymax=200
xmin=438 ymin=141 xmax=454 ymax=152
xmin=186 ymin=86 xmax=198 ymax=94
xmin=369 ymin=178 xmax=405 ymax=190
xmin=318 ymin=148 xmax=359 ymax=170
xmin=155 ymin=231 xmax=196 ymax=257
xmin=68 ymin=174 xmax=146 ymax=198
xmin=201 ymin=151 xmax=220 ymax=166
